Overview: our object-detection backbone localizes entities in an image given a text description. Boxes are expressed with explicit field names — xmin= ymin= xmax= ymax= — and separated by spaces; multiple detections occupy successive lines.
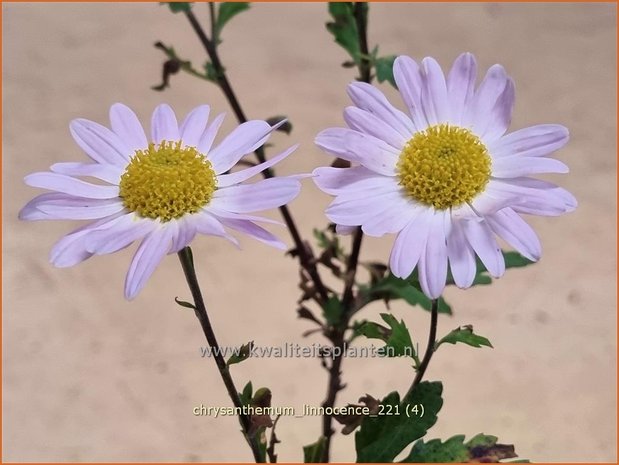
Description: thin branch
xmin=405 ymin=299 xmax=439 ymax=399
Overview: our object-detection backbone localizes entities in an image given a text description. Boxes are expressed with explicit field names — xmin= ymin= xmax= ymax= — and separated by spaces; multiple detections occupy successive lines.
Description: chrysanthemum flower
xmin=20 ymin=104 xmax=301 ymax=299
xmin=314 ymin=53 xmax=576 ymax=299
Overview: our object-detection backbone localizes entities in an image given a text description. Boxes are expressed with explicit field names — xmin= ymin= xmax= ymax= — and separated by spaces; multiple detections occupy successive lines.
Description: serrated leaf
xmin=215 ymin=2 xmax=250 ymax=39
xmin=357 ymin=314 xmax=416 ymax=359
xmin=402 ymin=433 xmax=519 ymax=462
xmin=163 ymin=2 xmax=192 ymax=13
xmin=326 ymin=2 xmax=361 ymax=63
xmin=355 ymin=381 xmax=443 ymax=462
xmin=174 ymin=297 xmax=196 ymax=309
xmin=322 ymin=297 xmax=344 ymax=326
xmin=226 ymin=341 xmax=254 ymax=366
xmin=303 ymin=436 xmax=326 ymax=463
xmin=375 ymin=55 xmax=397 ymax=87
xmin=437 ymin=325 xmax=492 ymax=349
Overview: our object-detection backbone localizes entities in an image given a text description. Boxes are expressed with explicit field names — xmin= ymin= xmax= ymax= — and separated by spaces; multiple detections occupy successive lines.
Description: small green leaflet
xmin=401 ymin=433 xmax=520 ymax=462
xmin=322 ymin=297 xmax=344 ymax=326
xmin=326 ymin=2 xmax=364 ymax=64
xmin=163 ymin=2 xmax=192 ymax=13
xmin=436 ymin=325 xmax=493 ymax=349
xmin=356 ymin=313 xmax=417 ymax=360
xmin=215 ymin=3 xmax=250 ymax=40
xmin=375 ymin=55 xmax=397 ymax=87
xmin=226 ymin=341 xmax=254 ymax=366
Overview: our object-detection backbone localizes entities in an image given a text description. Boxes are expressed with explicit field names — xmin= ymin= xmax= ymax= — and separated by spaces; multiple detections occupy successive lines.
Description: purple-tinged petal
xmin=36 ymin=199 xmax=125 ymax=220
xmin=486 ymin=208 xmax=541 ymax=261
xmin=206 ymin=208 xmax=283 ymax=225
xmin=447 ymin=219 xmax=477 ymax=288
xmin=217 ymin=144 xmax=298 ymax=188
xmin=50 ymin=162 xmax=123 ymax=185
xmin=326 ymin=187 xmax=407 ymax=227
xmin=461 ymin=218 xmax=505 ymax=278
xmin=313 ymin=166 xmax=397 ymax=196
xmin=198 ymin=113 xmax=226 ymax=154
xmin=219 ymin=218 xmax=286 ymax=250
xmin=70 ymin=118 xmax=131 ymax=165
xmin=25 ymin=172 xmax=120 ymax=199
xmin=419 ymin=57 xmax=450 ymax=126
xmin=393 ymin=55 xmax=427 ymax=131
xmin=109 ymin=103 xmax=148 ymax=153
xmin=315 ymin=128 xmax=398 ymax=176
xmin=389 ymin=208 xmax=433 ymax=279
xmin=211 ymin=177 xmax=300 ymax=213
xmin=125 ymin=226 xmax=174 ymax=300
xmin=470 ymin=64 xmax=508 ymax=135
xmin=344 ymin=106 xmax=407 ymax=150
xmin=208 ymin=120 xmax=273 ymax=174
xmin=488 ymin=124 xmax=569 ymax=158
xmin=180 ymin=105 xmax=210 ymax=148
xmin=492 ymin=156 xmax=569 ymax=177
xmin=481 ymin=77 xmax=515 ymax=143
xmin=447 ymin=52 xmax=477 ymax=126
xmin=495 ymin=177 xmax=577 ymax=216
xmin=193 ymin=212 xmax=239 ymax=247
xmin=347 ymin=81 xmax=414 ymax=138
xmin=151 ymin=104 xmax=180 ymax=143
xmin=417 ymin=211 xmax=449 ymax=299
xmin=361 ymin=192 xmax=420 ymax=237
xmin=335 ymin=224 xmax=356 ymax=235
xmin=85 ymin=213 xmax=158 ymax=255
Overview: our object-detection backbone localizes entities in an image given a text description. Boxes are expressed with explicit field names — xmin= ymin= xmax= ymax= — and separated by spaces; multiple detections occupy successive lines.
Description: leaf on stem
xmin=375 ymin=55 xmax=397 ymax=87
xmin=436 ymin=325 xmax=493 ymax=350
xmin=322 ymin=297 xmax=344 ymax=326
xmin=226 ymin=341 xmax=255 ymax=366
xmin=326 ymin=2 xmax=362 ymax=64
xmin=239 ymin=381 xmax=253 ymax=406
xmin=355 ymin=381 xmax=443 ymax=462
xmin=356 ymin=313 xmax=417 ymax=360
xmin=174 ymin=296 xmax=196 ymax=310
xmin=162 ymin=2 xmax=192 ymax=13
xmin=401 ymin=433 xmax=521 ymax=462
xmin=215 ymin=2 xmax=250 ymax=40
xmin=303 ymin=436 xmax=327 ymax=463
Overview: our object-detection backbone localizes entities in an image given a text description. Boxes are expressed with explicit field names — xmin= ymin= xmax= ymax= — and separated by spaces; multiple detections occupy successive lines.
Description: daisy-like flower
xmin=314 ymin=53 xmax=576 ymax=299
xmin=20 ymin=104 xmax=301 ymax=299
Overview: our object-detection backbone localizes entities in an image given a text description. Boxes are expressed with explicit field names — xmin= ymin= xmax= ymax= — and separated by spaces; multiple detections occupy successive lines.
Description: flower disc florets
xmin=397 ymin=124 xmax=491 ymax=209
xmin=119 ymin=141 xmax=217 ymax=221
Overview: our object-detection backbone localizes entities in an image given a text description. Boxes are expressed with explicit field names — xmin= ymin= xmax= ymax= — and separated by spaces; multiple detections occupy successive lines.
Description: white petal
xmin=70 ymin=118 xmax=131 ymax=165
xmin=313 ymin=166 xmax=397 ymax=196
xmin=211 ymin=177 xmax=300 ymax=214
xmin=50 ymin=162 xmax=123 ymax=184
xmin=447 ymin=53 xmax=477 ymax=126
xmin=389 ymin=207 xmax=433 ymax=279
xmin=481 ymin=77 xmax=515 ymax=143
xmin=419 ymin=57 xmax=450 ymax=125
xmin=469 ymin=64 xmax=508 ymax=134
xmin=326 ymin=187 xmax=408 ymax=228
xmin=85 ymin=213 xmax=157 ymax=255
xmin=347 ymin=81 xmax=414 ymax=137
xmin=25 ymin=172 xmax=120 ymax=199
xmin=446 ymin=219 xmax=477 ymax=288
xmin=198 ymin=113 xmax=226 ymax=154
xmin=361 ymin=192 xmax=420 ymax=237
xmin=488 ymin=178 xmax=577 ymax=216
xmin=461 ymin=218 xmax=505 ymax=278
xmin=180 ymin=105 xmax=210 ymax=148
xmin=488 ymin=124 xmax=569 ymax=158
xmin=486 ymin=208 xmax=541 ymax=261
xmin=109 ymin=103 xmax=148 ymax=153
xmin=344 ymin=106 xmax=407 ymax=149
xmin=125 ymin=226 xmax=174 ymax=300
xmin=193 ymin=212 xmax=239 ymax=247
xmin=208 ymin=120 xmax=273 ymax=174
xmin=492 ymin=156 xmax=569 ymax=177
xmin=393 ymin=55 xmax=427 ymax=131
xmin=417 ymin=210 xmax=449 ymax=299
xmin=219 ymin=218 xmax=286 ymax=250
xmin=36 ymin=198 xmax=125 ymax=220
xmin=217 ymin=144 xmax=298 ymax=188
xmin=151 ymin=104 xmax=180 ymax=143
xmin=315 ymin=128 xmax=399 ymax=176
xmin=205 ymin=208 xmax=283 ymax=225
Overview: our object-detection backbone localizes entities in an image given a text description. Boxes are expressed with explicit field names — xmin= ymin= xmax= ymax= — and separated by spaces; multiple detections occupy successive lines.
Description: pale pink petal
xmin=218 ymin=218 xmax=286 ymax=250
xmin=488 ymin=124 xmax=569 ymax=158
xmin=361 ymin=192 xmax=420 ymax=237
xmin=24 ymin=172 xmax=120 ymax=199
xmin=488 ymin=178 xmax=577 ymax=216
xmin=125 ymin=226 xmax=174 ymax=300
xmin=446 ymin=218 xmax=477 ymax=288
xmin=470 ymin=64 xmax=509 ymax=135
xmin=480 ymin=77 xmax=515 ymax=143
xmin=419 ymin=57 xmax=450 ymax=125
xmin=36 ymin=198 xmax=125 ymax=220
xmin=389 ymin=208 xmax=433 ymax=279
xmin=325 ymin=187 xmax=408 ymax=227
xmin=393 ymin=55 xmax=427 ymax=131
xmin=344 ymin=106 xmax=407 ymax=149
xmin=50 ymin=162 xmax=123 ymax=184
xmin=205 ymin=208 xmax=283 ymax=225
xmin=151 ymin=104 xmax=180 ymax=143
xmin=461 ymin=218 xmax=505 ymax=278
xmin=315 ymin=128 xmax=398 ymax=176
xmin=312 ymin=166 xmax=397 ymax=196
xmin=208 ymin=120 xmax=273 ymax=174
xmin=447 ymin=52 xmax=477 ymax=126
xmin=492 ymin=156 xmax=569 ymax=177
xmin=180 ymin=105 xmax=210 ymax=148
xmin=198 ymin=113 xmax=226 ymax=154
xmin=417 ymin=211 xmax=449 ymax=299
xmin=193 ymin=212 xmax=239 ymax=247
xmin=211 ymin=177 xmax=300 ymax=213
xmin=109 ymin=103 xmax=148 ymax=152
xmin=85 ymin=213 xmax=158 ymax=255
xmin=486 ymin=208 xmax=541 ymax=261
xmin=70 ymin=118 xmax=131 ymax=165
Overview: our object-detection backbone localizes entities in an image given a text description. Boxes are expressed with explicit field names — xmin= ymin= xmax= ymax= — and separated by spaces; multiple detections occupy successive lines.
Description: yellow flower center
xmin=397 ymin=124 xmax=491 ymax=209
xmin=119 ymin=141 xmax=217 ymax=222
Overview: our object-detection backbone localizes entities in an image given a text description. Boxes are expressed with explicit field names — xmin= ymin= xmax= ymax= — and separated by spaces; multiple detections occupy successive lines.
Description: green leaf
xmin=226 ymin=341 xmax=254 ymax=366
xmin=402 ymin=433 xmax=520 ymax=462
xmin=303 ymin=436 xmax=326 ymax=463
xmin=357 ymin=314 xmax=416 ymax=360
xmin=365 ymin=274 xmax=452 ymax=315
xmin=163 ymin=2 xmax=192 ymax=13
xmin=355 ymin=381 xmax=443 ymax=462
xmin=204 ymin=61 xmax=221 ymax=82
xmin=436 ymin=325 xmax=493 ymax=349
xmin=322 ymin=297 xmax=344 ymax=326
xmin=326 ymin=2 xmax=361 ymax=63
xmin=239 ymin=381 xmax=253 ymax=406
xmin=215 ymin=2 xmax=250 ymax=38
xmin=174 ymin=297 xmax=196 ymax=310
xmin=375 ymin=55 xmax=397 ymax=87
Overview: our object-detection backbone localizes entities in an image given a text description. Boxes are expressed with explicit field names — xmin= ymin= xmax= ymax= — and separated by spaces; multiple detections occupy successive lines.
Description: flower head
xmin=20 ymin=103 xmax=301 ymax=299
xmin=314 ymin=53 xmax=576 ymax=299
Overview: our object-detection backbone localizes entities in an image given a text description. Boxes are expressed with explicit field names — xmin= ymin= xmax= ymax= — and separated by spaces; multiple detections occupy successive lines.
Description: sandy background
xmin=3 ymin=2 xmax=616 ymax=462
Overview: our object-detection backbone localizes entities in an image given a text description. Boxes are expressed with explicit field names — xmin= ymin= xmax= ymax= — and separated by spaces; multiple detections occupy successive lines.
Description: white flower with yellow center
xmin=20 ymin=103 xmax=301 ymax=299
xmin=314 ymin=53 xmax=576 ymax=299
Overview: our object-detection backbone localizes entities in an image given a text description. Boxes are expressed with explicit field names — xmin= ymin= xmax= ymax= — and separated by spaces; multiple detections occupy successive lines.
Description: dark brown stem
xmin=405 ymin=299 xmax=439 ymax=399
xmin=320 ymin=4 xmax=372 ymax=461
xmin=183 ymin=9 xmax=329 ymax=304
xmin=178 ymin=247 xmax=264 ymax=463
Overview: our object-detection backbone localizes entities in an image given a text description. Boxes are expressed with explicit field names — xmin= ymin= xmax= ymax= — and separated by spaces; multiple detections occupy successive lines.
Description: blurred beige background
xmin=3 ymin=2 xmax=616 ymax=462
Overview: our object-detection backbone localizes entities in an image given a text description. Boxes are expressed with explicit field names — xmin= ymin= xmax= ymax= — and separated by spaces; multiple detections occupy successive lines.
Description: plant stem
xmin=320 ymin=4 xmax=372 ymax=461
xmin=177 ymin=247 xmax=264 ymax=463
xmin=405 ymin=299 xmax=439 ymax=399
xmin=183 ymin=9 xmax=329 ymax=304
